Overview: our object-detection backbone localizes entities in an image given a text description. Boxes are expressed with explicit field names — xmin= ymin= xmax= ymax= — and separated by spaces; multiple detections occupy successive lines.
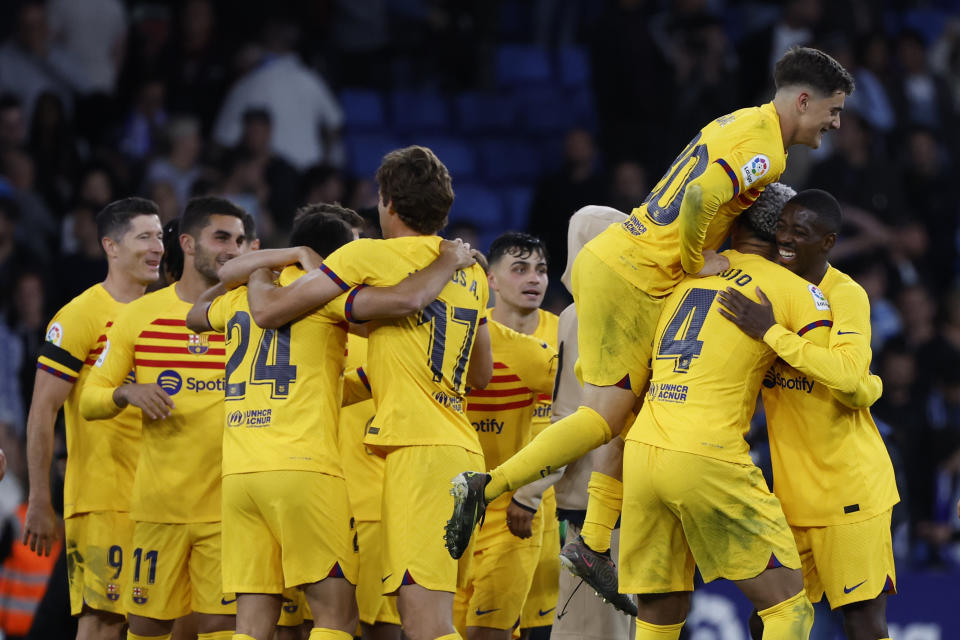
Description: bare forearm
xmin=186 ymin=283 xmax=226 ymax=332
xmin=25 ymin=406 xmax=56 ymax=502
xmin=351 ymin=255 xmax=461 ymax=321
xmin=218 ymin=248 xmax=303 ymax=289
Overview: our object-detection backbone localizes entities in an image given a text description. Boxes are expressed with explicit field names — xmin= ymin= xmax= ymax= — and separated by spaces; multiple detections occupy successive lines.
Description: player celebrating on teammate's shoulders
xmin=717 ymin=189 xmax=899 ymax=640
xmin=454 ymin=233 xmax=558 ymax=640
xmin=80 ymin=197 xmax=249 ymax=640
xmin=236 ymin=146 xmax=492 ymax=640
xmin=23 ymin=198 xmax=163 ymax=640
xmin=444 ymin=45 xmax=855 ymax=582
xmin=185 ymin=205 xmax=477 ymax=640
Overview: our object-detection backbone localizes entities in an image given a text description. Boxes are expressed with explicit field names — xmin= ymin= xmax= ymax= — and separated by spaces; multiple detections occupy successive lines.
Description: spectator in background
xmin=607 ymin=160 xmax=646 ymax=214
xmin=0 ymin=2 xmax=92 ymax=127
xmin=902 ymin=127 xmax=959 ymax=287
xmin=301 ymin=165 xmax=346 ymax=212
xmin=217 ymin=150 xmax=271 ymax=240
xmin=891 ymin=29 xmax=957 ymax=140
xmin=73 ymin=162 xmax=115 ymax=210
xmin=527 ymin=128 xmax=607 ymax=282
xmin=9 ymin=270 xmax=48 ymax=430
xmin=851 ymin=259 xmax=902 ymax=352
xmin=28 ymin=91 xmax=80 ymax=213
xmin=237 ymin=108 xmax=299 ymax=227
xmin=847 ymin=33 xmax=897 ymax=134
xmin=144 ymin=116 xmax=203 ymax=208
xmin=931 ymin=18 xmax=960 ymax=113
xmin=160 ymin=0 xmax=229 ymax=135
xmin=0 ymin=199 xmax=34 ymax=309
xmin=119 ymin=78 xmax=167 ymax=160
xmin=54 ymin=202 xmax=106 ymax=307
xmin=0 ymin=148 xmax=57 ymax=258
xmin=147 ymin=180 xmax=180 ymax=225
xmin=897 ymin=284 xmax=937 ymax=353
xmin=0 ymin=95 xmax=27 ymax=153
xmin=47 ymin=0 xmax=127 ymax=97
xmin=213 ymin=15 xmax=344 ymax=170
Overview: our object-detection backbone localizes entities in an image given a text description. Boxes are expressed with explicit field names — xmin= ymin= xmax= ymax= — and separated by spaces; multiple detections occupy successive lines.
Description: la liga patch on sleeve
xmin=809 ymin=284 xmax=831 ymax=311
xmin=741 ymin=154 xmax=770 ymax=186
xmin=45 ymin=322 xmax=63 ymax=346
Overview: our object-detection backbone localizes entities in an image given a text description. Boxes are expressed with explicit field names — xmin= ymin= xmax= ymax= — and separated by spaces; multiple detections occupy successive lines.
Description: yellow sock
xmin=232 ymin=635 xmax=256 ymax=640
xmin=127 ymin=633 xmax=171 ymax=640
xmin=758 ymin=590 xmax=813 ymax=639
xmin=308 ymin=629 xmax=353 ymax=640
xmin=198 ymin=632 xmax=235 ymax=640
xmin=486 ymin=406 xmax=612 ymax=501
xmin=581 ymin=472 xmax=623 ymax=553
xmin=634 ymin=618 xmax=684 ymax=639
xmin=433 ymin=634 xmax=462 ymax=640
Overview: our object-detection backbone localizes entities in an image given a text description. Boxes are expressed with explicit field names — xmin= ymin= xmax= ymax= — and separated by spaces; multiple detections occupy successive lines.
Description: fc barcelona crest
xmin=106 ymin=583 xmax=120 ymax=601
xmin=187 ymin=333 xmax=209 ymax=355
xmin=132 ymin=586 xmax=148 ymax=604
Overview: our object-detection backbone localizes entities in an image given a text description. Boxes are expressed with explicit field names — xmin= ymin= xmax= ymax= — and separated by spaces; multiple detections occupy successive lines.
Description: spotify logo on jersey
xmin=157 ymin=370 xmax=183 ymax=396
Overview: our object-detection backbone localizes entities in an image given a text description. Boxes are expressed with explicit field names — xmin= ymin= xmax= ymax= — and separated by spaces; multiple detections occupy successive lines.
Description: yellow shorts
xmin=792 ymin=509 xmax=897 ymax=609
xmin=455 ymin=496 xmax=542 ymax=631
xmin=222 ymin=470 xmax=358 ymax=594
xmin=620 ymin=442 xmax=800 ymax=593
xmin=356 ymin=520 xmax=400 ymax=626
xmin=380 ymin=445 xmax=484 ymax=594
xmin=520 ymin=488 xmax=560 ymax=628
xmin=572 ymin=249 xmax=665 ymax=395
xmin=65 ymin=511 xmax=135 ymax=616
xmin=126 ymin=521 xmax=235 ymax=619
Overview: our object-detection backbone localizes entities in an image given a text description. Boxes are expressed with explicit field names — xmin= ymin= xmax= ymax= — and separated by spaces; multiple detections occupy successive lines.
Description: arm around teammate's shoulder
xmin=466 ymin=321 xmax=493 ymax=390
xmin=185 ymin=283 xmax=226 ymax=333
xmin=247 ymin=266 xmax=344 ymax=328
xmin=679 ymin=161 xmax=735 ymax=276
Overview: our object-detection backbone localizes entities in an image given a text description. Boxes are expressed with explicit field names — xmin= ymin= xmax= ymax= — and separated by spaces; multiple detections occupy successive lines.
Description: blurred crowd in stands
xmin=0 ymin=0 xmax=959 ymax=599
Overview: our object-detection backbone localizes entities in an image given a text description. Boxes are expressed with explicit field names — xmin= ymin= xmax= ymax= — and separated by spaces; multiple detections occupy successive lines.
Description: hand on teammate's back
xmin=297 ymin=246 xmax=324 ymax=272
xmin=22 ymin=497 xmax=58 ymax=556
xmin=439 ymin=238 xmax=478 ymax=271
xmin=717 ymin=287 xmax=776 ymax=340
xmin=114 ymin=383 xmax=176 ymax=421
xmin=693 ymin=249 xmax=730 ymax=278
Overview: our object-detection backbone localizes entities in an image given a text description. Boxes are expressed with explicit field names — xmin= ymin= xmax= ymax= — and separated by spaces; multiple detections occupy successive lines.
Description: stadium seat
xmin=455 ymin=92 xmax=518 ymax=133
xmin=344 ymin=133 xmax=402 ymax=178
xmin=495 ymin=44 xmax=553 ymax=87
xmin=478 ymin=138 xmax=542 ymax=184
xmin=902 ymin=9 xmax=948 ymax=44
xmin=502 ymin=186 xmax=534 ymax=230
xmin=340 ymin=89 xmax=387 ymax=131
xmin=558 ymin=46 xmax=590 ymax=88
xmin=391 ymin=90 xmax=451 ymax=132
xmin=413 ymin=136 xmax=477 ymax=181
xmin=450 ymin=183 xmax=504 ymax=231
xmin=516 ymin=87 xmax=576 ymax=133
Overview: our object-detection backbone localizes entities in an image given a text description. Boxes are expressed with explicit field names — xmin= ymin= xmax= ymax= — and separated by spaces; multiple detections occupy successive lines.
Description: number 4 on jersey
xmin=656 ymin=288 xmax=717 ymax=374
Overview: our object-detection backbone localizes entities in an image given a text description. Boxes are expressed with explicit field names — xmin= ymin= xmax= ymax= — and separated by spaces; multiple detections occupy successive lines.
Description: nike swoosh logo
xmin=836 ymin=330 xmax=860 ymax=335
xmin=221 ymin=597 xmax=237 ymax=605
xmin=843 ymin=580 xmax=867 ymax=594
xmin=538 ymin=607 xmax=555 ymax=616
xmin=583 ymin=555 xmax=595 ymax=569
xmin=475 ymin=608 xmax=499 ymax=616
xmin=381 ymin=574 xmax=392 ymax=583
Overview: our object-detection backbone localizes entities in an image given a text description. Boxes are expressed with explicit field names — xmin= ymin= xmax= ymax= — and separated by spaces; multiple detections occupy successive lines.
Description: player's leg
xmin=362 ymin=622 xmax=402 ymax=640
xmin=620 ymin=441 xmax=696 ymax=639
xmin=187 ymin=522 xmax=236 ymax=639
xmin=301 ymin=576 xmax=357 ymax=639
xmin=77 ymin=609 xmax=125 ymax=640
xmin=126 ymin=522 xmax=193 ymax=640
xmin=233 ymin=594 xmax=282 ymax=640
xmin=517 ymin=489 xmax=559 ymax=635
xmin=356 ymin=521 xmax=401 ymax=640
xmin=275 ymin=590 xmax=307 ymax=640
xmin=580 ymin=437 xmax=624 ymax=554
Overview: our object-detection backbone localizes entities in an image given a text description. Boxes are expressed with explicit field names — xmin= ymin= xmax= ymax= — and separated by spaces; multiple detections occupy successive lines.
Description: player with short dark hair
xmin=80 ymin=197 xmax=249 ymax=640
xmin=23 ymin=197 xmax=164 ymax=640
xmin=717 ymin=189 xmax=898 ymax=640
xmin=294 ymin=202 xmax=365 ymax=231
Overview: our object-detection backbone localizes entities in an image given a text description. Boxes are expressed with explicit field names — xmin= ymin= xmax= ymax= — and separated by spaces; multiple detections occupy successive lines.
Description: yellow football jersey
xmin=530 ymin=309 xmax=559 ymax=431
xmin=466 ymin=320 xmax=557 ymax=471
xmin=36 ymin=284 xmax=140 ymax=517
xmin=80 ymin=284 xmax=225 ymax=524
xmin=206 ymin=266 xmax=348 ymax=478
xmin=339 ymin=334 xmax=382 ymax=522
xmin=762 ymin=266 xmax=899 ymax=526
xmin=629 ymin=250 xmax=831 ymax=465
xmin=587 ymin=102 xmax=787 ymax=296
xmin=320 ymin=236 xmax=489 ymax=453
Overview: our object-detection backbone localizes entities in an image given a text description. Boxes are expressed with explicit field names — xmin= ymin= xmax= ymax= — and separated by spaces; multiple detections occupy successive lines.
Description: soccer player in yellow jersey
xmin=716 ymin=189 xmax=898 ymax=640
xmin=621 ymin=192 xmax=842 ymax=638
xmin=22 ymin=198 xmax=163 ymax=640
xmin=455 ymin=233 xmax=558 ymax=640
xmin=80 ymin=197 xmax=249 ymax=640
xmin=236 ymin=146 xmax=492 ymax=640
xmin=445 ymin=47 xmax=856 ymax=567
xmin=187 ymin=208 xmax=478 ymax=640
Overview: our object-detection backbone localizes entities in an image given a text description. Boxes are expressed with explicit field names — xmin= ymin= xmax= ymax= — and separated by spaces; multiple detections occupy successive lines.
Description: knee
xmin=843 ymin=602 xmax=888 ymax=640
xmin=636 ymin=591 xmax=691 ymax=624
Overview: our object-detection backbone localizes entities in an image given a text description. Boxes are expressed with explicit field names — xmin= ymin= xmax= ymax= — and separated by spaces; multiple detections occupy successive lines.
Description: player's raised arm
xmin=185 ymin=282 xmax=227 ymax=333
xmin=23 ymin=370 xmax=73 ymax=555
xmin=217 ymin=246 xmax=323 ymax=289
xmin=246 ymin=265 xmax=347 ymax=328
xmin=347 ymin=239 xmax=478 ymax=321
xmin=466 ymin=321 xmax=493 ymax=390
xmin=678 ymin=162 xmax=737 ymax=276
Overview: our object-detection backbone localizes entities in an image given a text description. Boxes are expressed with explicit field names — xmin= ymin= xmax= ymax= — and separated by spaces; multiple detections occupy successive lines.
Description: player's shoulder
xmin=117 ymin=284 xmax=177 ymax=322
xmin=820 ymin=266 xmax=867 ymax=301
xmin=51 ymin=283 xmax=110 ymax=324
xmin=490 ymin=320 xmax=553 ymax=354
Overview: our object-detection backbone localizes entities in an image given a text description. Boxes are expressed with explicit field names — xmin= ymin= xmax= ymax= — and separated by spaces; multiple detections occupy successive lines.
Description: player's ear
xmin=101 ymin=235 xmax=116 ymax=259
xmin=180 ymin=233 xmax=195 ymax=256
xmin=822 ymin=232 xmax=837 ymax=253
xmin=797 ymin=90 xmax=810 ymax=113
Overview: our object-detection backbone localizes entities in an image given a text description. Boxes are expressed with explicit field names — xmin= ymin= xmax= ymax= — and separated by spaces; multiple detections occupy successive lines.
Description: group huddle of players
xmin=19 ymin=45 xmax=901 ymax=640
